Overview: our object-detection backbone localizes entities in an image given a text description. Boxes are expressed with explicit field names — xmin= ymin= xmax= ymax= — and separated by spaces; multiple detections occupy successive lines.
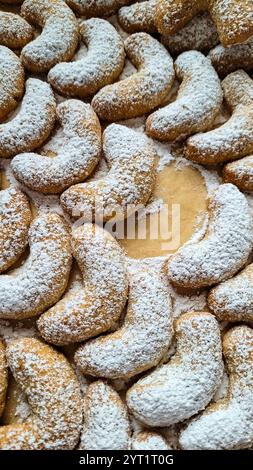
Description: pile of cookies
xmin=0 ymin=0 xmax=253 ymax=451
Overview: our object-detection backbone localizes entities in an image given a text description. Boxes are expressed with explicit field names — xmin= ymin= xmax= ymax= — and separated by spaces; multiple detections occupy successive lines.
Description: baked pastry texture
xmin=66 ymin=0 xmax=133 ymax=17
xmin=223 ymin=155 xmax=253 ymax=192
xmin=131 ymin=432 xmax=171 ymax=450
xmin=0 ymin=46 xmax=24 ymax=121
xmin=209 ymin=37 xmax=253 ymax=77
xmin=0 ymin=341 xmax=7 ymax=418
xmin=0 ymin=12 xmax=33 ymax=49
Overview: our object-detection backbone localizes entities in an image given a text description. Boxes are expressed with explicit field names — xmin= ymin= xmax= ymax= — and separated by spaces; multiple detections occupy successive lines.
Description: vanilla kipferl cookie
xmin=0 ymin=341 xmax=7 ymax=417
xmin=209 ymin=38 xmax=253 ymax=77
xmin=132 ymin=432 xmax=171 ymax=450
xmin=223 ymin=155 xmax=253 ymax=192
xmin=180 ymin=326 xmax=253 ymax=450
xmin=92 ymin=33 xmax=174 ymax=121
xmin=38 ymin=223 xmax=128 ymax=345
xmin=208 ymin=263 xmax=253 ymax=322
xmin=75 ymin=266 xmax=173 ymax=379
xmin=0 ymin=46 xmax=24 ymax=122
xmin=168 ymin=184 xmax=253 ymax=290
xmin=185 ymin=70 xmax=253 ymax=165
xmin=20 ymin=0 xmax=78 ymax=73
xmin=11 ymin=101 xmax=102 ymax=194
xmin=127 ymin=312 xmax=223 ymax=427
xmin=0 ymin=78 xmax=56 ymax=159
xmin=118 ymin=0 xmax=157 ymax=34
xmin=79 ymin=381 xmax=130 ymax=450
xmin=146 ymin=51 xmax=222 ymax=142
xmin=66 ymin=0 xmax=133 ymax=17
xmin=61 ymin=124 xmax=157 ymax=222
xmin=48 ymin=18 xmax=125 ymax=98
xmin=0 ymin=338 xmax=82 ymax=450
xmin=156 ymin=0 xmax=253 ymax=47
xmin=0 ymin=213 xmax=72 ymax=320
xmin=0 ymin=12 xmax=34 ymax=49
xmin=0 ymin=187 xmax=31 ymax=274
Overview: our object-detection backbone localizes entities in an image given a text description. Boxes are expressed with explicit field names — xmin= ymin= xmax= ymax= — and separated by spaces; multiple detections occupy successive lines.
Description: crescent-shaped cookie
xmin=0 ymin=337 xmax=82 ymax=450
xmin=185 ymin=70 xmax=253 ymax=165
xmin=0 ymin=78 xmax=56 ymax=159
xmin=20 ymin=0 xmax=79 ymax=73
xmin=0 ymin=12 xmax=34 ymax=49
xmin=92 ymin=32 xmax=175 ymax=121
xmin=146 ymin=50 xmax=222 ymax=142
xmin=60 ymin=124 xmax=157 ymax=222
xmin=132 ymin=432 xmax=171 ymax=450
xmin=0 ymin=341 xmax=7 ymax=417
xmin=223 ymin=155 xmax=253 ymax=192
xmin=127 ymin=312 xmax=223 ymax=427
xmin=0 ymin=187 xmax=32 ymax=274
xmin=48 ymin=18 xmax=125 ymax=98
xmin=75 ymin=265 xmax=173 ymax=379
xmin=0 ymin=46 xmax=24 ymax=122
xmin=11 ymin=100 xmax=102 ymax=194
xmin=118 ymin=0 xmax=157 ymax=34
xmin=180 ymin=326 xmax=253 ymax=450
xmin=0 ymin=213 xmax=72 ymax=320
xmin=37 ymin=223 xmax=128 ymax=345
xmin=66 ymin=0 xmax=133 ymax=17
xmin=79 ymin=381 xmax=130 ymax=450
xmin=168 ymin=184 xmax=253 ymax=290
xmin=155 ymin=0 xmax=253 ymax=47
xmin=209 ymin=38 xmax=253 ymax=78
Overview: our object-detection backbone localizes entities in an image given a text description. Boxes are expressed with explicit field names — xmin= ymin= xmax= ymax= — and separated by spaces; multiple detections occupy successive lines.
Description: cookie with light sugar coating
xmin=168 ymin=184 xmax=253 ymax=290
xmin=132 ymin=432 xmax=171 ymax=450
xmin=0 ymin=341 xmax=7 ymax=417
xmin=180 ymin=326 xmax=253 ymax=450
xmin=37 ymin=223 xmax=128 ymax=345
xmin=0 ymin=78 xmax=56 ymax=159
xmin=185 ymin=70 xmax=253 ymax=165
xmin=60 ymin=124 xmax=157 ymax=222
xmin=156 ymin=0 xmax=253 ymax=47
xmin=0 ymin=12 xmax=34 ymax=49
xmin=0 ymin=337 xmax=82 ymax=450
xmin=223 ymin=155 xmax=253 ymax=192
xmin=66 ymin=0 xmax=133 ymax=17
xmin=0 ymin=46 xmax=24 ymax=122
xmin=127 ymin=312 xmax=223 ymax=427
xmin=75 ymin=265 xmax=173 ymax=379
xmin=11 ymin=100 xmax=102 ymax=194
xmin=0 ymin=187 xmax=32 ymax=274
xmin=209 ymin=37 xmax=253 ymax=78
xmin=21 ymin=0 xmax=78 ymax=73
xmin=0 ymin=213 xmax=72 ymax=320
xmin=92 ymin=32 xmax=174 ymax=121
xmin=118 ymin=0 xmax=157 ymax=33
xmin=146 ymin=50 xmax=222 ymax=142
xmin=48 ymin=18 xmax=125 ymax=98
xmin=79 ymin=381 xmax=130 ymax=450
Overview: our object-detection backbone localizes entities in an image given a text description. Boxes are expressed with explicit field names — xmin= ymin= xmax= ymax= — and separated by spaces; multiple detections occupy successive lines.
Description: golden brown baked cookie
xmin=48 ymin=18 xmax=125 ymax=98
xmin=118 ymin=0 xmax=157 ymax=33
xmin=185 ymin=70 xmax=253 ymax=165
xmin=61 ymin=124 xmax=157 ymax=222
xmin=127 ymin=312 xmax=223 ymax=427
xmin=21 ymin=0 xmax=79 ymax=73
xmin=92 ymin=32 xmax=174 ymax=121
xmin=168 ymin=184 xmax=253 ymax=290
xmin=0 ymin=12 xmax=34 ymax=49
xmin=0 ymin=78 xmax=56 ymax=158
xmin=0 ymin=337 xmax=82 ymax=450
xmin=209 ymin=37 xmax=253 ymax=77
xmin=156 ymin=0 xmax=253 ymax=47
xmin=66 ymin=0 xmax=133 ymax=17
xmin=223 ymin=155 xmax=253 ymax=192
xmin=11 ymin=100 xmax=102 ymax=194
xmin=146 ymin=50 xmax=222 ymax=142
xmin=0 ymin=46 xmax=24 ymax=122
xmin=132 ymin=432 xmax=171 ymax=450
xmin=37 ymin=223 xmax=128 ymax=345
xmin=0 ymin=213 xmax=72 ymax=320
xmin=0 ymin=340 xmax=7 ymax=417
xmin=180 ymin=326 xmax=253 ymax=450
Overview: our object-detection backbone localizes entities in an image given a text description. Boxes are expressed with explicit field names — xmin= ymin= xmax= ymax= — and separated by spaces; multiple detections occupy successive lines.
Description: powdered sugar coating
xmin=223 ymin=155 xmax=253 ymax=192
xmin=185 ymin=70 xmax=253 ymax=164
xmin=66 ymin=0 xmax=133 ymax=17
xmin=127 ymin=312 xmax=223 ymax=427
xmin=118 ymin=0 xmax=157 ymax=33
xmin=168 ymin=184 xmax=253 ymax=290
xmin=92 ymin=33 xmax=175 ymax=121
xmin=11 ymin=100 xmax=102 ymax=194
xmin=0 ymin=213 xmax=72 ymax=320
xmin=21 ymin=0 xmax=79 ymax=73
xmin=0 ymin=187 xmax=31 ymax=273
xmin=0 ymin=337 xmax=82 ymax=450
xmin=38 ymin=223 xmax=128 ymax=345
xmin=48 ymin=18 xmax=125 ymax=98
xmin=79 ymin=381 xmax=130 ymax=450
xmin=209 ymin=37 xmax=253 ymax=77
xmin=61 ymin=124 xmax=157 ymax=221
xmin=0 ymin=12 xmax=34 ymax=49
xmin=132 ymin=431 xmax=171 ymax=450
xmin=146 ymin=51 xmax=222 ymax=142
xmin=0 ymin=46 xmax=24 ymax=121
xmin=0 ymin=78 xmax=56 ymax=159
xmin=180 ymin=326 xmax=253 ymax=450
xmin=0 ymin=340 xmax=7 ymax=417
